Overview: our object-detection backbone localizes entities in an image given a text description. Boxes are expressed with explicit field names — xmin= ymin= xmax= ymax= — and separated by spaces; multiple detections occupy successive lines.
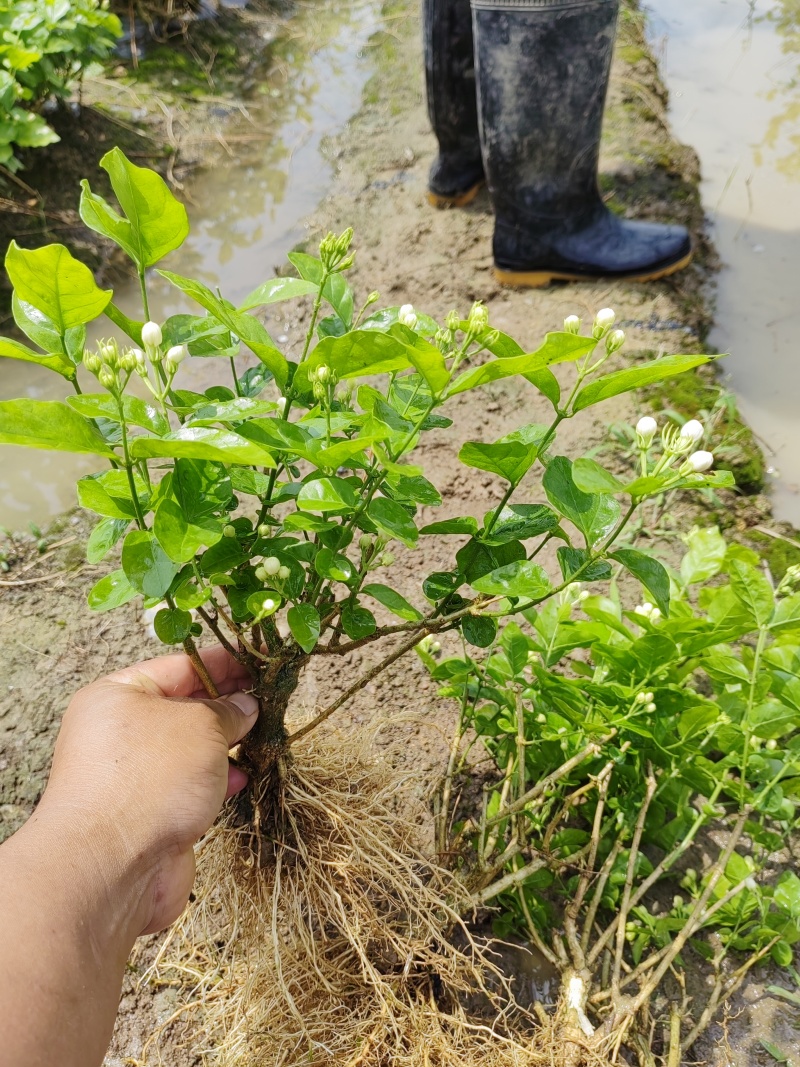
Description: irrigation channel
xmin=0 ymin=0 xmax=381 ymax=525
xmin=648 ymin=0 xmax=800 ymax=525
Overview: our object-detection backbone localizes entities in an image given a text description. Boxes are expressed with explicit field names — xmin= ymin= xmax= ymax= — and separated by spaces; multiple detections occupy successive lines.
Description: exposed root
xmin=144 ymin=732 xmax=532 ymax=1065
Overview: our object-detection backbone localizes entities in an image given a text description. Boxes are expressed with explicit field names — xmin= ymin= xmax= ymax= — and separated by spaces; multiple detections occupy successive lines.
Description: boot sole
xmin=494 ymin=250 xmax=693 ymax=289
xmin=427 ymin=180 xmax=485 ymax=209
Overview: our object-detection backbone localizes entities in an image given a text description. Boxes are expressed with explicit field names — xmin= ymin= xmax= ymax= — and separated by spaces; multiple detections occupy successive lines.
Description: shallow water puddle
xmin=0 ymin=0 xmax=381 ymax=526
xmin=647 ymin=0 xmax=800 ymax=524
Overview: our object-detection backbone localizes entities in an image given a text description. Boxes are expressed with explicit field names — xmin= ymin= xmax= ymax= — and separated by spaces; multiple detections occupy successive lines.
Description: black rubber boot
xmin=471 ymin=0 xmax=692 ymax=286
xmin=423 ymin=0 xmax=485 ymax=207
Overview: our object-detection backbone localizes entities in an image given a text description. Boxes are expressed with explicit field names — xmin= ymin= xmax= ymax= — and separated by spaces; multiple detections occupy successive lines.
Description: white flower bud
xmin=635 ymin=692 xmax=647 ymax=704
xmin=430 ymin=640 xmax=442 ymax=653
xmin=536 ymin=713 xmax=547 ymax=724
xmin=679 ymin=419 xmax=704 ymax=444
xmin=131 ymin=347 xmax=146 ymax=367
xmin=398 ymin=303 xmax=417 ymax=330
xmin=645 ymin=702 xmax=657 ymax=714
xmin=263 ymin=556 xmax=281 ymax=576
xmin=636 ymin=415 xmax=658 ymax=446
xmin=258 ymin=524 xmax=271 ymax=538
xmin=686 ymin=450 xmax=714 ymax=473
xmin=650 ymin=608 xmax=662 ymax=623
xmin=468 ymin=301 xmax=489 ymax=332
xmin=141 ymin=321 xmax=162 ymax=348
xmin=673 ymin=895 xmax=684 ymax=909
xmin=606 ymin=328 xmax=625 ymax=353
xmin=261 ymin=597 xmax=278 ymax=614
xmin=83 ymin=350 xmax=101 ymax=374
xmin=634 ymin=602 xmax=654 ymax=617
xmin=316 ymin=364 xmax=330 ymax=383
xmin=254 ymin=566 xmax=267 ymax=582
xmin=765 ymin=738 xmax=778 ymax=751
xmin=644 ymin=692 xmax=654 ymax=703
xmin=223 ymin=524 xmax=237 ymax=538
xmin=744 ymin=876 xmax=758 ymax=890
xmin=277 ymin=565 xmax=291 ymax=581
xmin=276 ymin=397 xmax=287 ymax=414
xmin=366 ymin=290 xmax=379 ymax=305
xmin=593 ymin=307 xmax=616 ymax=336
xmin=166 ymin=344 xmax=188 ymax=366
xmin=379 ymin=551 xmax=394 ymax=567
xmin=446 ymin=310 xmax=460 ymax=332
xmin=563 ymin=315 xmax=581 ymax=334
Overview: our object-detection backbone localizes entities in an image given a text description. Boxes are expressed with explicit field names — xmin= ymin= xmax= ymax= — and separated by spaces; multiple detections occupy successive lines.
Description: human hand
xmin=37 ymin=645 xmax=258 ymax=935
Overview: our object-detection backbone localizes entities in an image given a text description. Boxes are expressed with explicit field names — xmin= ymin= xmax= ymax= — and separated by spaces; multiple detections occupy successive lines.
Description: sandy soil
xmin=0 ymin=1 xmax=783 ymax=1063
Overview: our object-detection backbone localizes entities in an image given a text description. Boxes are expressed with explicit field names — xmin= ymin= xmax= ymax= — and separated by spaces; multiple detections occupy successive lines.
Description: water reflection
xmin=648 ymin=0 xmax=800 ymax=524
xmin=0 ymin=0 xmax=381 ymax=526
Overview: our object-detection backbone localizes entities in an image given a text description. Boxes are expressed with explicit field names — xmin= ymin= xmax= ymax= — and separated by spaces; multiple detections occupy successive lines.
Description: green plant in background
xmin=0 ymin=0 xmax=121 ymax=172
xmin=426 ymin=524 xmax=800 ymax=1057
xmin=0 ymin=148 xmax=752 ymax=1062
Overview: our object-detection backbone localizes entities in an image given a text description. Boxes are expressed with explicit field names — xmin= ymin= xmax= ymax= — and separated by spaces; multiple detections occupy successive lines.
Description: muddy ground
xmin=0 ymin=0 xmax=794 ymax=1064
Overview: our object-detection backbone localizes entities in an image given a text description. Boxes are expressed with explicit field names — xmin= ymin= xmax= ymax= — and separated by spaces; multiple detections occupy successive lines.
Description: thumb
xmin=201 ymin=690 xmax=259 ymax=747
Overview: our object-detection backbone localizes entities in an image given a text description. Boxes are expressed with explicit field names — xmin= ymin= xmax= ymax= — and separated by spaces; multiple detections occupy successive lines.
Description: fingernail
xmin=228 ymin=691 xmax=259 ymax=717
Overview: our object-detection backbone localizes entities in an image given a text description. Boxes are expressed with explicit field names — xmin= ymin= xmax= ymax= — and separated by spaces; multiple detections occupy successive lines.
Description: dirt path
xmin=0 ymin=2 xmax=764 ymax=1063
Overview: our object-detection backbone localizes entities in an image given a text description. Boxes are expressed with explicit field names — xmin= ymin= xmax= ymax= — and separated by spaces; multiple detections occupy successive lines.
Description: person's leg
xmin=471 ymin=0 xmax=692 ymax=286
xmin=423 ymin=0 xmax=485 ymax=207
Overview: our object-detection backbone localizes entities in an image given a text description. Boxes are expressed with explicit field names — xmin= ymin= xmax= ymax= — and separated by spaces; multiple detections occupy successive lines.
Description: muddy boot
xmin=471 ymin=0 xmax=692 ymax=286
xmin=424 ymin=0 xmax=485 ymax=207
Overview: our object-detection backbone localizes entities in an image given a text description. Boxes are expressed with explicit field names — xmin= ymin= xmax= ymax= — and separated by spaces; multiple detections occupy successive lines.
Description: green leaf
xmin=287 ymin=604 xmax=321 ymax=653
xmin=389 ymin=325 xmax=450 ymax=396
xmin=297 ymin=477 xmax=357 ymax=513
xmin=153 ymin=607 xmax=193 ymax=644
xmin=239 ymin=276 xmax=319 ymax=311
xmin=12 ymin=294 xmax=69 ymax=355
xmin=0 ymin=336 xmax=74 ymax=378
xmin=681 ymin=526 xmax=728 ymax=585
xmin=80 ymin=147 xmax=189 ymax=268
xmin=186 ymin=398 xmax=278 ymax=426
xmin=420 ymin=517 xmax=479 ymax=536
xmin=472 ymin=559 xmax=552 ymax=599
xmin=611 ymin=549 xmax=671 ymax=617
xmin=362 ymin=583 xmax=423 ymax=621
xmin=157 ymin=270 xmax=289 ymax=388
xmin=78 ymin=471 xmax=145 ymax=519
xmin=230 ymin=468 xmax=272 ymax=497
xmin=87 ymin=569 xmax=137 ymax=612
xmin=572 ymin=458 xmax=625 ymax=494
xmin=130 ymin=427 xmax=276 ymax=467
xmin=0 ymin=399 xmax=115 ymax=457
xmin=447 ymin=332 xmax=596 ymax=396
xmin=367 ymin=497 xmax=418 ymax=547
xmin=86 ymin=517 xmax=129 ymax=563
xmin=771 ymin=594 xmax=800 ymax=633
xmin=459 ymin=439 xmax=538 ymax=486
xmin=423 ymin=571 xmax=460 ymax=601
xmin=341 ymin=603 xmax=377 ymax=640
xmin=481 ymin=504 xmax=559 ymax=546
xmin=314 ymin=548 xmax=354 ymax=583
xmin=103 ymin=302 xmax=143 ymax=345
xmin=296 ymin=330 xmax=411 ymax=394
xmin=775 ymin=872 xmax=800 ymax=919
xmin=729 ymin=559 xmax=775 ymax=627
xmin=573 ymin=354 xmax=716 ymax=412
xmin=5 ymin=242 xmax=111 ymax=333
xmin=154 ymin=498 xmax=223 ymax=563
xmin=288 ymin=252 xmax=354 ymax=325
xmin=557 ymin=547 xmax=612 ymax=582
xmin=462 ymin=614 xmax=497 ymax=648
xmin=312 ymin=432 xmax=390 ymax=469
xmin=247 ymin=591 xmax=281 ymax=618
xmin=543 ymin=456 xmax=621 ymax=548
xmin=121 ymin=530 xmax=179 ymax=598
xmin=67 ymin=394 xmax=169 ymax=436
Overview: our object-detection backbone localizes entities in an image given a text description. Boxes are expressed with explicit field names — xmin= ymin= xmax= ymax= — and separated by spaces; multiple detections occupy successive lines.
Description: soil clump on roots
xmin=153 ymin=731 xmax=593 ymax=1067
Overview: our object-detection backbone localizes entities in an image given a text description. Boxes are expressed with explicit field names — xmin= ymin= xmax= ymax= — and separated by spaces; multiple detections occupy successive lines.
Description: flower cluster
xmin=635 ymin=415 xmax=714 ymax=479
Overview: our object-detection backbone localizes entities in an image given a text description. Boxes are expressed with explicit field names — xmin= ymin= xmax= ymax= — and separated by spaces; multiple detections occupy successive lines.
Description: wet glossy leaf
xmin=481 ymin=504 xmax=559 ymax=545
xmin=121 ymin=530 xmax=179 ymax=598
xmin=87 ymin=569 xmax=137 ymax=612
xmin=5 ymin=241 xmax=111 ymax=332
xmin=459 ymin=439 xmax=538 ymax=486
xmin=423 ymin=571 xmax=460 ymax=601
xmin=297 ymin=331 xmax=410 ymax=394
xmin=367 ymin=496 xmax=418 ymax=547
xmin=447 ymin=333 xmax=595 ymax=396
xmin=157 ymin=270 xmax=289 ymax=388
xmin=420 ymin=517 xmax=479 ymax=536
xmin=557 ymin=547 xmax=612 ymax=582
xmin=543 ymin=456 xmax=620 ymax=548
xmin=573 ymin=354 xmax=716 ymax=412
xmin=341 ymin=603 xmax=377 ymax=640
xmin=80 ymin=147 xmax=189 ymax=268
xmin=186 ymin=398 xmax=278 ymax=426
xmin=239 ymin=276 xmax=319 ymax=310
xmin=0 ymin=336 xmax=74 ymax=378
xmin=297 ymin=476 xmax=357 ymax=513
xmin=153 ymin=607 xmax=193 ymax=644
xmin=314 ymin=547 xmax=354 ymax=582
xmin=130 ymin=427 xmax=276 ymax=467
xmin=78 ymin=471 xmax=146 ymax=519
xmin=154 ymin=498 xmax=223 ymax=564
xmin=462 ymin=614 xmax=497 ymax=648
xmin=86 ymin=517 xmax=129 ymax=563
xmin=611 ymin=549 xmax=671 ymax=617
xmin=472 ymin=560 xmax=552 ymax=599
xmin=287 ymin=604 xmax=321 ymax=653
xmin=362 ymin=583 xmax=423 ymax=621
xmin=68 ymin=393 xmax=169 ymax=436
xmin=0 ymin=399 xmax=115 ymax=457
